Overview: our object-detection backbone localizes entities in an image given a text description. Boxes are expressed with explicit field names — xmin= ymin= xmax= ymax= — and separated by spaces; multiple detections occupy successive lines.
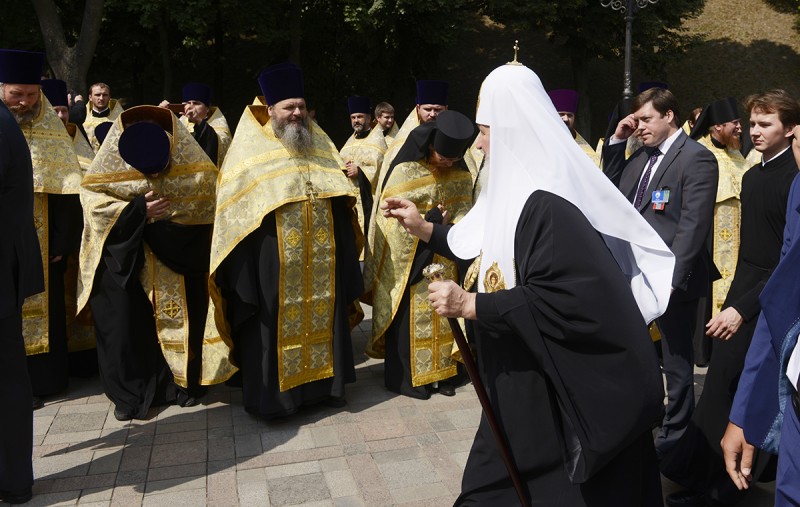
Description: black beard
xmin=272 ymin=116 xmax=313 ymax=155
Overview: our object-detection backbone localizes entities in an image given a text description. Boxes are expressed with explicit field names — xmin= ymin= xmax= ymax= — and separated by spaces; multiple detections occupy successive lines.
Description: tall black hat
xmin=257 ymin=63 xmax=304 ymax=106
xmin=347 ymin=96 xmax=371 ymax=115
xmin=416 ymin=80 xmax=448 ymax=106
xmin=432 ymin=110 xmax=475 ymax=158
xmin=182 ymin=82 xmax=212 ymax=106
xmin=41 ymin=79 xmax=68 ymax=107
xmin=689 ymin=97 xmax=740 ymax=140
xmin=0 ymin=49 xmax=45 ymax=85
xmin=119 ymin=122 xmax=170 ymax=175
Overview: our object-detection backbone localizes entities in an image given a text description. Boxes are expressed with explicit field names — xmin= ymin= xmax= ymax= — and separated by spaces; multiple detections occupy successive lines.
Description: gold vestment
xmin=84 ymin=99 xmax=124 ymax=151
xmin=209 ymin=105 xmax=361 ymax=391
xmin=78 ymin=106 xmax=234 ymax=386
xmin=179 ymin=107 xmax=232 ymax=167
xmin=364 ymin=159 xmax=473 ymax=386
xmin=21 ymin=94 xmax=84 ymax=356
xmin=340 ymin=127 xmax=387 ymax=238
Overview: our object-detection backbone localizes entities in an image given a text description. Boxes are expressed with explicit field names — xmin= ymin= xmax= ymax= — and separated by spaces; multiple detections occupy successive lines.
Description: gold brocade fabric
xmin=21 ymin=96 xmax=84 ymax=355
xmin=409 ymin=256 xmax=458 ymax=386
xmin=575 ymin=132 xmax=600 ymax=167
xmin=275 ymin=200 xmax=336 ymax=392
xmin=368 ymin=109 xmax=421 ymax=251
xmin=209 ymin=105 xmax=360 ymax=390
xmin=383 ymin=122 xmax=399 ymax=145
xmin=67 ymin=123 xmax=95 ymax=172
xmin=180 ymin=107 xmax=232 ymax=167
xmin=84 ymin=99 xmax=124 ymax=151
xmin=340 ymin=128 xmax=387 ymax=237
xmin=22 ymin=193 xmax=49 ymax=355
xmin=463 ymin=136 xmax=484 ymax=190
xmin=77 ymin=107 xmax=235 ymax=386
xmin=64 ymin=124 xmax=97 ymax=351
xmin=697 ymin=136 xmax=757 ymax=315
xmin=364 ymin=159 xmax=473 ymax=365
xmin=26 ymin=94 xmax=83 ymax=195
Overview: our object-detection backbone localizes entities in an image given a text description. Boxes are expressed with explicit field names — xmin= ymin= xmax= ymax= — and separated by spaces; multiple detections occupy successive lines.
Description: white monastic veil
xmin=447 ymin=64 xmax=674 ymax=323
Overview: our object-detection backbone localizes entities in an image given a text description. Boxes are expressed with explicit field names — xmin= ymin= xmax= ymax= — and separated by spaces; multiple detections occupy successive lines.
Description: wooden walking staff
xmin=423 ymin=263 xmax=530 ymax=506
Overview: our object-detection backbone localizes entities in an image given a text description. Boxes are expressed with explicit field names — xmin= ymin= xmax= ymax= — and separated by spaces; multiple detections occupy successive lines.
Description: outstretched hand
xmin=381 ymin=197 xmax=433 ymax=242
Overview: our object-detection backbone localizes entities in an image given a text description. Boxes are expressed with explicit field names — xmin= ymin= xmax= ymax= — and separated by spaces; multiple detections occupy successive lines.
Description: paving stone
xmin=332 ymin=497 xmax=366 ymax=507
xmin=261 ymin=428 xmax=314 ymax=453
xmin=149 ymin=440 xmax=207 ymax=468
xmin=264 ymin=461 xmax=322 ymax=479
xmin=334 ymin=423 xmax=363 ymax=444
xmin=118 ymin=446 xmax=151 ymax=471
xmin=142 ymin=486 xmax=206 ymax=507
xmin=357 ymin=418 xmax=408 ymax=441
xmin=110 ymin=484 xmax=145 ymax=507
xmin=50 ymin=412 xmax=108 ymax=434
xmin=34 ymin=450 xmax=94 ymax=479
xmin=378 ymin=457 xmax=439 ymax=490
xmin=78 ymin=486 xmax=114 ymax=503
xmin=208 ymin=435 xmax=235 ymax=461
xmin=371 ymin=446 xmax=422 ymax=465
xmin=238 ymin=480 xmax=270 ymax=507
xmin=324 ymin=469 xmax=359 ymax=498
xmin=88 ymin=449 xmax=123 ymax=475
xmin=267 ymin=472 xmax=330 ymax=506
xmin=234 ymin=433 xmax=262 ymax=457
xmin=48 ymin=473 xmax=117 ymax=493
xmin=116 ymin=470 xmax=148 ymax=486
xmin=207 ymin=459 xmax=236 ymax=474
xmin=319 ymin=457 xmax=349 ymax=472
xmin=152 ymin=429 xmax=207 ymax=445
xmin=346 ymin=454 xmax=391 ymax=505
xmin=365 ymin=436 xmax=417 ymax=453
xmin=18 ymin=490 xmax=80 ymax=506
xmin=391 ymin=482 xmax=451 ymax=504
xmin=207 ymin=470 xmax=238 ymax=507
xmin=153 ymin=420 xmax=206 ymax=435
xmin=34 ymin=414 xmax=55 ymax=436
xmin=59 ymin=403 xmax=111 ymax=415
xmin=43 ymin=430 xmax=103 ymax=445
xmin=236 ymin=468 xmax=266 ymax=483
xmin=77 ymin=501 xmax=112 ymax=507
xmin=147 ymin=462 xmax=206 ymax=482
xmin=310 ymin=426 xmax=341 ymax=448
xmin=144 ymin=475 xmax=205 ymax=495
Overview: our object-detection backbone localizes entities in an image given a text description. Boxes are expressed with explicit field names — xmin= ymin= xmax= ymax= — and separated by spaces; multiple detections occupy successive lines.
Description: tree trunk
xmin=31 ymin=0 xmax=104 ymax=95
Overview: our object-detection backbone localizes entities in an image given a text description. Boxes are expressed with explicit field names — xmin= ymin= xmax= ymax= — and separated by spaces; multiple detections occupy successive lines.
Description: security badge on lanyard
xmin=652 ymin=187 xmax=670 ymax=211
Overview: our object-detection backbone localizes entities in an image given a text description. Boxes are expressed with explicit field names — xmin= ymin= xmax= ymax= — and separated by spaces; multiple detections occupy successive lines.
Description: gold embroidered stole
xmin=78 ymin=107 xmax=235 ymax=386
xmin=275 ymin=200 xmax=336 ymax=391
xmin=84 ymin=99 xmax=124 ymax=151
xmin=368 ymin=109 xmax=421 ymax=251
xmin=698 ymin=137 xmax=754 ymax=315
xmin=340 ymin=128 xmax=387 ymax=241
xmin=67 ymin=123 xmax=95 ymax=172
xmin=21 ymin=96 xmax=84 ymax=355
xmin=180 ymin=107 xmax=232 ymax=167
xmin=365 ymin=159 xmax=473 ymax=376
xmin=209 ymin=106 xmax=360 ymax=389
xmin=383 ymin=122 xmax=399 ymax=145
xmin=575 ymin=132 xmax=600 ymax=167
xmin=409 ymin=256 xmax=458 ymax=386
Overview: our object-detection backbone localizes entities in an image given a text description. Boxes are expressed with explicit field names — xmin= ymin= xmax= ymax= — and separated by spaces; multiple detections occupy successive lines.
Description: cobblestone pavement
xmin=9 ymin=308 xmax=776 ymax=506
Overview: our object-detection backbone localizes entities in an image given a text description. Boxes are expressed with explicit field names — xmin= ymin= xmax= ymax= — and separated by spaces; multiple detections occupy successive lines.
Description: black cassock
xmin=215 ymin=196 xmax=362 ymax=419
xmin=89 ymin=196 xmax=211 ymax=418
xmin=27 ymin=194 xmax=83 ymax=396
xmin=192 ymin=119 xmax=219 ymax=165
xmin=661 ymin=148 xmax=798 ymax=503
xmin=438 ymin=191 xmax=664 ymax=506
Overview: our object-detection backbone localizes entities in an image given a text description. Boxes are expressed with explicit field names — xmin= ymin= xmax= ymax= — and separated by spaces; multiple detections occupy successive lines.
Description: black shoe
xmin=32 ymin=396 xmax=43 ymax=410
xmin=0 ymin=488 xmax=33 ymax=504
xmin=666 ymin=490 xmax=709 ymax=507
xmin=113 ymin=408 xmax=134 ymax=421
xmin=323 ymin=396 xmax=347 ymax=408
xmin=438 ymin=382 xmax=456 ymax=397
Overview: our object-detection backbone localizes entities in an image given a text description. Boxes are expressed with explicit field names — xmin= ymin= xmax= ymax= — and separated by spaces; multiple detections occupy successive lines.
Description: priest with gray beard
xmin=208 ymin=63 xmax=364 ymax=419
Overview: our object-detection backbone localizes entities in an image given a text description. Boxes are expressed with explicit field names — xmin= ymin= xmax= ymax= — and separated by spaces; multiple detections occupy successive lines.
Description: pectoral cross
xmin=305 ymin=180 xmax=318 ymax=209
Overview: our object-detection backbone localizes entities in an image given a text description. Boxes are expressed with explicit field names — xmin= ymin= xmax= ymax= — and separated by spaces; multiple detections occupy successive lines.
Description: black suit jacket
xmin=0 ymin=101 xmax=44 ymax=318
xmin=604 ymin=130 xmax=719 ymax=298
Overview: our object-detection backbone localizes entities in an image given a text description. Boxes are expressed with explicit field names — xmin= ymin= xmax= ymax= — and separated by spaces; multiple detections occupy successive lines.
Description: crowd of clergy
xmin=1 ymin=44 xmax=800 ymax=506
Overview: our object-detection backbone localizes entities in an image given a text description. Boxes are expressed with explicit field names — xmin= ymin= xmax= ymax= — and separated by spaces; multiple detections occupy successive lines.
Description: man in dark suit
xmin=721 ymin=129 xmax=800 ymax=506
xmin=604 ymin=87 xmax=719 ymax=459
xmin=0 ymin=49 xmax=46 ymax=505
